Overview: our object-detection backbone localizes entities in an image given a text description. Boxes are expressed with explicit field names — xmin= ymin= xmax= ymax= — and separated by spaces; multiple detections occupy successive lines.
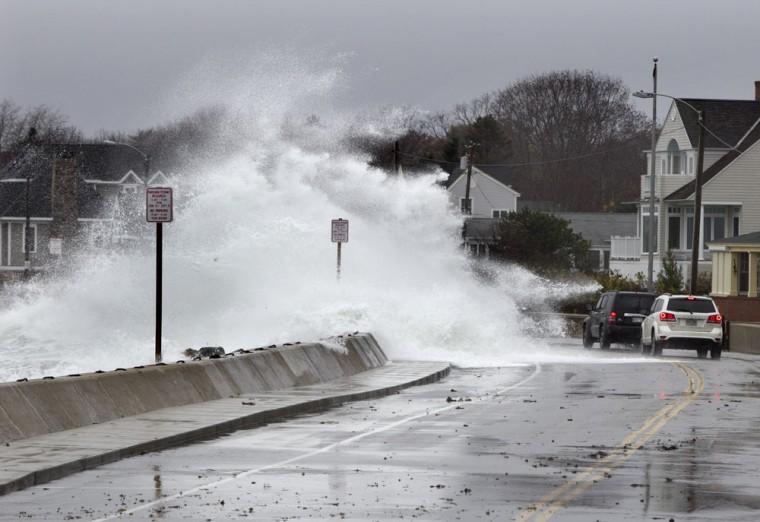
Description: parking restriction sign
xmin=331 ymin=219 xmax=348 ymax=243
xmin=146 ymin=187 xmax=173 ymax=222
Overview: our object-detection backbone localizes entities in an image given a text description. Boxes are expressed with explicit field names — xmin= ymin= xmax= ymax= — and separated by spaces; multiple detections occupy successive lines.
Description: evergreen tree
xmin=656 ymin=251 xmax=684 ymax=294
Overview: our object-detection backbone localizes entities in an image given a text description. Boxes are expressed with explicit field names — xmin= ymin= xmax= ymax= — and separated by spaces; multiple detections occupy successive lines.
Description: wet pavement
xmin=2 ymin=344 xmax=760 ymax=521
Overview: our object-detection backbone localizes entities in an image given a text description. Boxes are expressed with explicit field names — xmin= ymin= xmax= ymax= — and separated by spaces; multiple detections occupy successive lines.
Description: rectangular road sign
xmin=146 ymin=187 xmax=173 ymax=223
xmin=331 ymin=218 xmax=349 ymax=243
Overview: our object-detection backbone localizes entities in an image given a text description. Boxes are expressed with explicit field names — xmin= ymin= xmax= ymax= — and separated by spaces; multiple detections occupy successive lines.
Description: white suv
xmin=640 ymin=295 xmax=723 ymax=359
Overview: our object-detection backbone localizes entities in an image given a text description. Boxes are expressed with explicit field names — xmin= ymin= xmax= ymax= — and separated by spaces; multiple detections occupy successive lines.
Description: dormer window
xmin=121 ymin=185 xmax=138 ymax=194
xmin=667 ymin=140 xmax=681 ymax=174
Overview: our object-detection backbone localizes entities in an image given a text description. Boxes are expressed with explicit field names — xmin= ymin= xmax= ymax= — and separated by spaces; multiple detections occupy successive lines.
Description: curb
xmin=0 ymin=362 xmax=450 ymax=496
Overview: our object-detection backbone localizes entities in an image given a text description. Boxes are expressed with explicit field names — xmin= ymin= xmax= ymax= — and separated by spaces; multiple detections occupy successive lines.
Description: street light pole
xmin=646 ymin=58 xmax=658 ymax=292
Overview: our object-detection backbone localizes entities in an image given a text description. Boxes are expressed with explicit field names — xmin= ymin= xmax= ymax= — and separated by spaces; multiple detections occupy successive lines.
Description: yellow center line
xmin=516 ymin=362 xmax=704 ymax=522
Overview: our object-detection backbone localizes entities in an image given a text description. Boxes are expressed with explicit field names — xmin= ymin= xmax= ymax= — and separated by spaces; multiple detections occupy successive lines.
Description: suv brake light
xmin=659 ymin=311 xmax=676 ymax=322
xmin=608 ymin=311 xmax=618 ymax=324
xmin=707 ymin=313 xmax=722 ymax=324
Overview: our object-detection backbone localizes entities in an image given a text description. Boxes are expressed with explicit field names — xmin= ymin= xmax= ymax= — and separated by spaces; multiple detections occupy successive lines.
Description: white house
xmin=446 ymin=165 xmax=521 ymax=218
xmin=610 ymin=84 xmax=760 ymax=283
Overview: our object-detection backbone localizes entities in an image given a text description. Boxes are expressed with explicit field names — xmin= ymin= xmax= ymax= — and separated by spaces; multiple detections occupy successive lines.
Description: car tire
xmin=600 ymin=327 xmax=611 ymax=350
xmin=710 ymin=345 xmax=722 ymax=360
xmin=652 ymin=331 xmax=663 ymax=356
xmin=697 ymin=347 xmax=707 ymax=359
xmin=582 ymin=324 xmax=594 ymax=349
xmin=640 ymin=335 xmax=650 ymax=355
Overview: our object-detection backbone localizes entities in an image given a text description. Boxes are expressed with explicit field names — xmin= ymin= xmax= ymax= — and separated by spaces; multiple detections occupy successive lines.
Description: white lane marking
xmin=93 ymin=363 xmax=541 ymax=521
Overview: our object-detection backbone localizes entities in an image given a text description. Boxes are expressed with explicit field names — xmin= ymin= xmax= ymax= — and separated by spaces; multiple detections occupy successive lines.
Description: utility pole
xmin=646 ymin=58 xmax=658 ymax=292
xmin=690 ymin=110 xmax=706 ymax=293
xmin=462 ymin=142 xmax=475 ymax=215
xmin=393 ymin=140 xmax=400 ymax=175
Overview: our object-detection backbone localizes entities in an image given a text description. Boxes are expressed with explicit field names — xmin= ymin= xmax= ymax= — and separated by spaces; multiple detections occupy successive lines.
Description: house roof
xmin=675 ymin=99 xmax=760 ymax=149
xmin=0 ymin=143 xmax=152 ymax=219
xmin=552 ymin=212 xmax=637 ymax=248
xmin=708 ymin=230 xmax=760 ymax=246
xmin=0 ymin=166 xmax=120 ymax=220
xmin=446 ymin=164 xmax=520 ymax=192
xmin=665 ymin=117 xmax=760 ymax=201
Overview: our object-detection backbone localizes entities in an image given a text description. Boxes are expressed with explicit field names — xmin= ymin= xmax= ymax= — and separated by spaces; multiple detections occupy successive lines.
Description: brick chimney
xmin=756 ymin=81 xmax=760 ymax=101
xmin=50 ymin=153 xmax=79 ymax=254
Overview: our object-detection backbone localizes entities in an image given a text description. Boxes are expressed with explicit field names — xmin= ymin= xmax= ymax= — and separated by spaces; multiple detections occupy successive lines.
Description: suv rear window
xmin=667 ymin=298 xmax=716 ymax=313
xmin=614 ymin=294 xmax=655 ymax=313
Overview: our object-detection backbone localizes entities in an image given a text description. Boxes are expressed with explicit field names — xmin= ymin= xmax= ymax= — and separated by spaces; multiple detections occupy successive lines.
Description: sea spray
xmin=0 ymin=58 xmax=603 ymax=381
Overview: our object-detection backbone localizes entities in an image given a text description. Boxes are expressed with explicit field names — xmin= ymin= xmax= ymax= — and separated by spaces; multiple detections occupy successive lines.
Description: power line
xmin=400 ymin=137 xmax=642 ymax=169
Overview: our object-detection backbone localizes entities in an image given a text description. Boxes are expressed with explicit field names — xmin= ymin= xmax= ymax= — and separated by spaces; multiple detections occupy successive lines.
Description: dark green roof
xmin=709 ymin=231 xmax=760 ymax=245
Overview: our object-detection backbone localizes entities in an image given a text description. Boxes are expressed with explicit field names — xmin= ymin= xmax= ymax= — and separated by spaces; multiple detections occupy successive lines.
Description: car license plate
xmin=632 ymin=317 xmax=642 ymax=324
xmin=685 ymin=319 xmax=697 ymax=326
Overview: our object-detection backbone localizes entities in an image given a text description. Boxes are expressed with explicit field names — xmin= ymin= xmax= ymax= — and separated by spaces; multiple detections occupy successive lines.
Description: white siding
xmin=655 ymin=103 xmax=692 ymax=159
xmin=649 ymin=103 xmax=728 ymax=175
xmin=448 ymin=169 xmax=519 ymax=218
xmin=702 ymin=139 xmax=760 ymax=233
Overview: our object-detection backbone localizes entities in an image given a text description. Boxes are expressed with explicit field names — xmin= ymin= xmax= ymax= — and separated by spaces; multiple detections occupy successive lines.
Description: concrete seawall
xmin=729 ymin=322 xmax=760 ymax=354
xmin=0 ymin=333 xmax=387 ymax=444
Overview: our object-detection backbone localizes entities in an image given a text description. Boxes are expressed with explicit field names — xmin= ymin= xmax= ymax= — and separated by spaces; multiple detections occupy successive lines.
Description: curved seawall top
xmin=0 ymin=333 xmax=387 ymax=444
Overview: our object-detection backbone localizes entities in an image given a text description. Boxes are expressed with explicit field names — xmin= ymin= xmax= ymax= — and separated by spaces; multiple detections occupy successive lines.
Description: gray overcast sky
xmin=2 ymin=0 xmax=759 ymax=135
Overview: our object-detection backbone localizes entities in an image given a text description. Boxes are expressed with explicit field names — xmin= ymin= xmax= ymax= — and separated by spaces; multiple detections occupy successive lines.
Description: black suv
xmin=583 ymin=291 xmax=656 ymax=349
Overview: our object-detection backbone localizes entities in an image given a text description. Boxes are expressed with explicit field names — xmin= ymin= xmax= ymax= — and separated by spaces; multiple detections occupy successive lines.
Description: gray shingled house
xmin=0 ymin=143 xmax=171 ymax=281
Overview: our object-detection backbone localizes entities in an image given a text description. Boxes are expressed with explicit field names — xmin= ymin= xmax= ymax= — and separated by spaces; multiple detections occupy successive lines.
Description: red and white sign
xmin=331 ymin=219 xmax=349 ymax=243
xmin=146 ymin=187 xmax=173 ymax=223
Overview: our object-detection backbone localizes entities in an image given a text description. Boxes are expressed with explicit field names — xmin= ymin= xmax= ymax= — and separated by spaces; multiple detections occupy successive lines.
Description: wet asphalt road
xmin=3 ymin=344 xmax=760 ymax=521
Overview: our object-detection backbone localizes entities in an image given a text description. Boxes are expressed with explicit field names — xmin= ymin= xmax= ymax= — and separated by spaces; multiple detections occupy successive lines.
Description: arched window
xmin=667 ymin=140 xmax=681 ymax=174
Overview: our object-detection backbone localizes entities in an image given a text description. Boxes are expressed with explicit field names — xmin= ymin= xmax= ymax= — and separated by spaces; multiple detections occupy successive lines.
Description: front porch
xmin=610 ymin=201 xmax=741 ymax=279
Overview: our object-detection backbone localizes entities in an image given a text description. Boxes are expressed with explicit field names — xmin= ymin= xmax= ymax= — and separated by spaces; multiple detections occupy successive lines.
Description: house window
xmin=121 ymin=185 xmax=138 ymax=194
xmin=686 ymin=215 xmax=694 ymax=250
xmin=460 ymin=198 xmax=472 ymax=214
xmin=22 ymin=224 xmax=37 ymax=254
xmin=492 ymin=209 xmax=510 ymax=219
xmin=642 ymin=213 xmax=658 ymax=254
xmin=667 ymin=140 xmax=680 ymax=174
xmin=702 ymin=208 xmax=726 ymax=249
xmin=668 ymin=213 xmax=681 ymax=250
xmin=688 ymin=156 xmax=694 ymax=174
xmin=733 ymin=216 xmax=740 ymax=237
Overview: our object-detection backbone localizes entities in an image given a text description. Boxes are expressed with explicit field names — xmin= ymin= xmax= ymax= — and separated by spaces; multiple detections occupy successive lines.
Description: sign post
xmin=331 ymin=218 xmax=349 ymax=281
xmin=146 ymin=187 xmax=173 ymax=364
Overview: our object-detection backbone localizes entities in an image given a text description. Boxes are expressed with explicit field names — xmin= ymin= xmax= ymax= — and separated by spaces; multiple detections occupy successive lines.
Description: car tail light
xmin=687 ymin=295 xmax=696 ymax=301
xmin=659 ymin=311 xmax=676 ymax=322
xmin=707 ymin=314 xmax=722 ymax=324
xmin=608 ymin=311 xmax=618 ymax=324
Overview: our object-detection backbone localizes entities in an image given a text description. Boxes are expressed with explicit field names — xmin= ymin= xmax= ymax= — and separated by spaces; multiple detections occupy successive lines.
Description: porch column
xmin=711 ymin=252 xmax=724 ymax=295
xmin=749 ymin=252 xmax=759 ymax=298
xmin=729 ymin=253 xmax=739 ymax=296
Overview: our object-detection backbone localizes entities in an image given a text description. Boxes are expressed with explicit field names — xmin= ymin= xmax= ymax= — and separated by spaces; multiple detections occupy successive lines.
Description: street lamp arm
xmin=103 ymin=140 xmax=149 ymax=162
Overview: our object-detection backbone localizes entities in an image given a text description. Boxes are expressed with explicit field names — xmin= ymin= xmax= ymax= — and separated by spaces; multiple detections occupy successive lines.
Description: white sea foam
xmin=0 ymin=56 xmax=605 ymax=381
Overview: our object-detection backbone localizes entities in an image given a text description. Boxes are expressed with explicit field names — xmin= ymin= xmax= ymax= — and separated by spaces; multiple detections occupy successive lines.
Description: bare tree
xmin=0 ymin=99 xmax=23 ymax=152
xmin=0 ymin=99 xmax=82 ymax=151
xmin=452 ymin=93 xmax=494 ymax=126
xmin=491 ymin=70 xmax=648 ymax=210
